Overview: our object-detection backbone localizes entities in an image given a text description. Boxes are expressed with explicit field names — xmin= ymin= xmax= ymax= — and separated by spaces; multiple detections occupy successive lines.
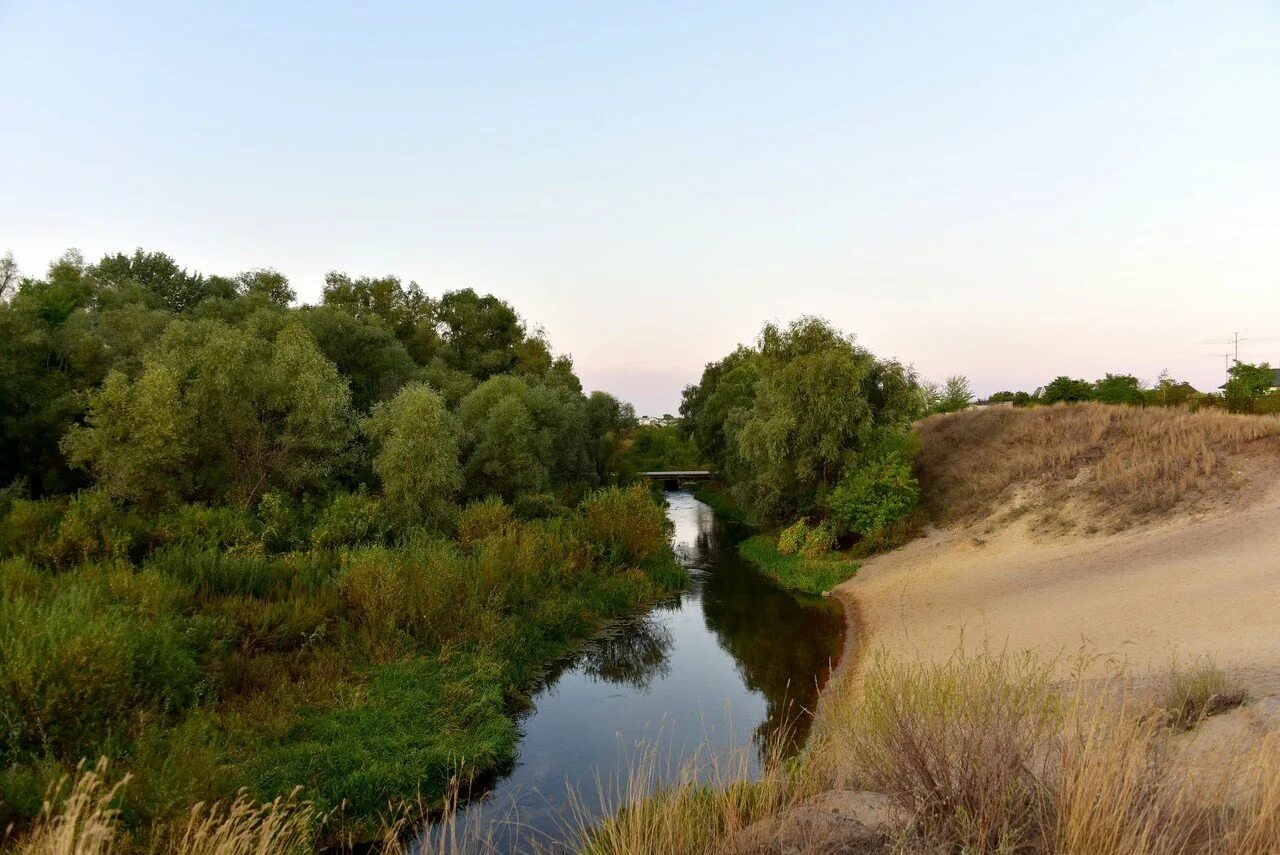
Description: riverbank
xmin=833 ymin=483 xmax=1280 ymax=692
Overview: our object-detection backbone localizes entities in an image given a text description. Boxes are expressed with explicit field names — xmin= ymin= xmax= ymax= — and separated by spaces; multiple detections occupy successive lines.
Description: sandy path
xmin=835 ymin=489 xmax=1280 ymax=692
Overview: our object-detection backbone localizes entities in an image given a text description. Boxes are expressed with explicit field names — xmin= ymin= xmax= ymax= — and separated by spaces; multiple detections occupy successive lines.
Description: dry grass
xmin=565 ymin=733 xmax=807 ymax=855
xmin=8 ymin=761 xmax=126 ymax=855
xmin=1161 ymin=656 xmax=1250 ymax=730
xmin=917 ymin=403 xmax=1280 ymax=530
xmin=805 ymin=647 xmax=1280 ymax=855
xmin=3 ymin=765 xmax=315 ymax=855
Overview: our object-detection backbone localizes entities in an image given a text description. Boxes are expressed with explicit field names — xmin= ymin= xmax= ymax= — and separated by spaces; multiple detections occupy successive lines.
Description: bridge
xmin=641 ymin=470 xmax=713 ymax=490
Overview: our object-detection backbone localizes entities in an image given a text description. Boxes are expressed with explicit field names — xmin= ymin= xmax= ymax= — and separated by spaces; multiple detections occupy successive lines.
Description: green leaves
xmin=364 ymin=383 xmax=461 ymax=528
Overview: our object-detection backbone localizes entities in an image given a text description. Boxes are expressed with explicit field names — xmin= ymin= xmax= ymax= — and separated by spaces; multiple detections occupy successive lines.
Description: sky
xmin=2 ymin=1 xmax=1278 ymax=415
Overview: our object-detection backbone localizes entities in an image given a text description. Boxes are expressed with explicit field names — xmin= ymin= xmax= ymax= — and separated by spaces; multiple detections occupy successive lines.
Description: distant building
xmin=637 ymin=415 xmax=677 ymax=427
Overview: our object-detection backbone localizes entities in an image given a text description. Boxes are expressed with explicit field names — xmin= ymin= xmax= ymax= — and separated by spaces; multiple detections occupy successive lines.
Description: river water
xmin=423 ymin=490 xmax=847 ymax=852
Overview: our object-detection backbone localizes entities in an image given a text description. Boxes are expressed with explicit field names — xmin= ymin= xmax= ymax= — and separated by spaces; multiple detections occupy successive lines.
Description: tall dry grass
xmin=566 ymin=735 xmax=806 ymax=855
xmin=4 ymin=765 xmax=315 ymax=855
xmin=917 ymin=403 xmax=1280 ymax=529
xmin=806 ymin=646 xmax=1280 ymax=855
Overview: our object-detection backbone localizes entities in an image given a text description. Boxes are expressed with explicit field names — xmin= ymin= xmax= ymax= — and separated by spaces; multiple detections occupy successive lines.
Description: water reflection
xmin=428 ymin=491 xmax=846 ymax=852
xmin=576 ymin=616 xmax=674 ymax=691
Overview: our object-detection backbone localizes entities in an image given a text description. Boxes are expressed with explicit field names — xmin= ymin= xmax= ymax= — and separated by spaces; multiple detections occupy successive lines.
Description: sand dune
xmin=837 ymin=484 xmax=1280 ymax=693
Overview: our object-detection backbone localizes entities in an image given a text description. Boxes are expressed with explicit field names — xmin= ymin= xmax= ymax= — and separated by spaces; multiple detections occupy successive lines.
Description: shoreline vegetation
xmin=0 ymin=249 xmax=694 ymax=851
xmin=737 ymin=535 xmax=860 ymax=596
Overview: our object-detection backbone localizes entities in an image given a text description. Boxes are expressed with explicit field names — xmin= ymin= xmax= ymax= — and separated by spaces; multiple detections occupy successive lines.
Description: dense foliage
xmin=0 ymin=248 xmax=682 ymax=842
xmin=680 ymin=317 xmax=927 ymax=546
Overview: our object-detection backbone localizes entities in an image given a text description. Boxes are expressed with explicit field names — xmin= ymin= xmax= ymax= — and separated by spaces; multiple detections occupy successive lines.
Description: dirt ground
xmin=835 ymin=483 xmax=1280 ymax=694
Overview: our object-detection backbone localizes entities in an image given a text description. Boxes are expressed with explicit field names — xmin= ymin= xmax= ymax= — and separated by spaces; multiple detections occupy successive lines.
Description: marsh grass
xmin=738 ymin=535 xmax=859 ymax=595
xmin=918 ymin=403 xmax=1280 ymax=529
xmin=0 ymin=487 xmax=688 ymax=845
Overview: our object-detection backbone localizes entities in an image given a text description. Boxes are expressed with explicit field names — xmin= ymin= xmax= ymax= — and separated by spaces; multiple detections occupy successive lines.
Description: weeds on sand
xmin=1161 ymin=656 xmax=1249 ymax=730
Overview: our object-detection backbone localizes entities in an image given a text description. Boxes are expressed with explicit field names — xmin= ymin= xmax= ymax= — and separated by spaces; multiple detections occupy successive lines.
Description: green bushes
xmin=0 ymin=478 xmax=685 ymax=841
xmin=825 ymin=448 xmax=920 ymax=540
xmin=581 ymin=484 xmax=669 ymax=566
xmin=776 ymin=519 xmax=809 ymax=555
xmin=309 ymin=490 xmax=386 ymax=549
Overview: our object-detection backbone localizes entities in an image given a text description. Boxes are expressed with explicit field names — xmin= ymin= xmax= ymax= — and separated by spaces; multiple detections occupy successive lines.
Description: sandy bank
xmin=834 ymin=485 xmax=1280 ymax=693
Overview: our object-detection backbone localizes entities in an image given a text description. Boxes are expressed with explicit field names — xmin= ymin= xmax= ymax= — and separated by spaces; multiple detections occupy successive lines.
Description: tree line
xmin=985 ymin=362 xmax=1279 ymax=413
xmin=0 ymin=248 xmax=641 ymax=506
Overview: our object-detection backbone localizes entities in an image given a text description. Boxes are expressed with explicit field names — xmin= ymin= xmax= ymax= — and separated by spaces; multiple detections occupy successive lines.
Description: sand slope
xmin=837 ymin=486 xmax=1280 ymax=692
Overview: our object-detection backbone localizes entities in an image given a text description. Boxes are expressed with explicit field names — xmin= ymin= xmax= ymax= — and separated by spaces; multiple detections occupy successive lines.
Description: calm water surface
xmin=424 ymin=490 xmax=846 ymax=852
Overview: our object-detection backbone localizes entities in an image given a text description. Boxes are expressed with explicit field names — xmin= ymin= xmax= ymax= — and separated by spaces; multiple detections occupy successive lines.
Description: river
xmin=421 ymin=490 xmax=846 ymax=852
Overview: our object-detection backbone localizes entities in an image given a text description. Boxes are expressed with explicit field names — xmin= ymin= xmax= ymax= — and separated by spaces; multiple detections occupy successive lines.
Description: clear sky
xmin=3 ymin=1 xmax=1278 ymax=415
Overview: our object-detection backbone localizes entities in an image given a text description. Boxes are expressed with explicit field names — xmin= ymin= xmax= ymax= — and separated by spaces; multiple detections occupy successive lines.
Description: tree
xmin=585 ymin=391 xmax=638 ymax=484
xmin=91 ymin=249 xmax=230 ymax=313
xmin=0 ymin=252 xmax=17 ymax=302
xmin=1041 ymin=376 xmax=1094 ymax=404
xmin=1148 ymin=371 xmax=1197 ymax=407
xmin=932 ymin=375 xmax=974 ymax=414
xmin=734 ymin=317 xmax=878 ymax=523
xmin=457 ymin=376 xmax=548 ymax=500
xmin=322 ymin=271 xmax=437 ymax=362
xmin=365 ymin=383 xmax=460 ymax=526
xmin=62 ymin=367 xmax=190 ymax=507
xmin=1225 ymin=361 xmax=1276 ymax=397
xmin=300 ymin=305 xmax=420 ymax=412
xmin=235 ymin=268 xmax=295 ymax=307
xmin=1093 ymin=373 xmax=1145 ymax=405
xmin=435 ymin=288 xmax=526 ymax=380
xmin=679 ymin=346 xmax=759 ymax=475
xmin=64 ymin=320 xmax=355 ymax=506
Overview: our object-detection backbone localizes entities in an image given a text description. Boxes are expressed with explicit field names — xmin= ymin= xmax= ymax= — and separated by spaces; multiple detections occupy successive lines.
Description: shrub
xmin=455 ymin=497 xmax=514 ymax=547
xmin=825 ymin=452 xmax=919 ymax=540
xmin=144 ymin=548 xmax=294 ymax=599
xmin=310 ymin=490 xmax=387 ymax=549
xmin=339 ymin=541 xmax=482 ymax=648
xmin=256 ymin=492 xmax=312 ymax=554
xmin=799 ymin=523 xmax=836 ymax=557
xmin=512 ymin=491 xmax=565 ymax=521
xmin=834 ymin=648 xmax=1060 ymax=852
xmin=776 ymin=519 xmax=809 ymax=555
xmin=1161 ymin=657 xmax=1248 ymax=729
xmin=0 ymin=497 xmax=64 ymax=562
xmin=580 ymin=485 xmax=667 ymax=566
xmin=150 ymin=503 xmax=260 ymax=552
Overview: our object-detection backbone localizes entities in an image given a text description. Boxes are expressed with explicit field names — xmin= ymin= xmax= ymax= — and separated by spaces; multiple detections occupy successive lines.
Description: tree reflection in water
xmin=577 ymin=615 xmax=674 ymax=691
xmin=697 ymin=518 xmax=846 ymax=754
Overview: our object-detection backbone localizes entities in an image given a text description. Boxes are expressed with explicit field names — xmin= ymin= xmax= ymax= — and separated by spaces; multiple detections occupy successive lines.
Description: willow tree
xmin=365 ymin=382 xmax=461 ymax=526
xmin=64 ymin=320 xmax=355 ymax=507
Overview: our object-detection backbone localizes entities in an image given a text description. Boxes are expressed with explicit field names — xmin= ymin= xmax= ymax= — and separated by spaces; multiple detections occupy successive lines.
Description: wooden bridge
xmin=641 ymin=470 xmax=712 ymax=490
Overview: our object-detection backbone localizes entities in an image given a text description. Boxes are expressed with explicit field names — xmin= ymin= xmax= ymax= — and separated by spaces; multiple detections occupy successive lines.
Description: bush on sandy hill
xmin=917 ymin=403 xmax=1280 ymax=530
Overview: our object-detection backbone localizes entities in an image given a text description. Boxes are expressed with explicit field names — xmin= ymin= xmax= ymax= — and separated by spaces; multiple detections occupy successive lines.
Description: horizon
xmin=3 ymin=1 xmax=1278 ymax=414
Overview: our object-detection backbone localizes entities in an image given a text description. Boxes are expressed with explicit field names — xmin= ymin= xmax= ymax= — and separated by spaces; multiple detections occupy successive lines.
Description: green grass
xmin=738 ymin=535 xmax=860 ymax=596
